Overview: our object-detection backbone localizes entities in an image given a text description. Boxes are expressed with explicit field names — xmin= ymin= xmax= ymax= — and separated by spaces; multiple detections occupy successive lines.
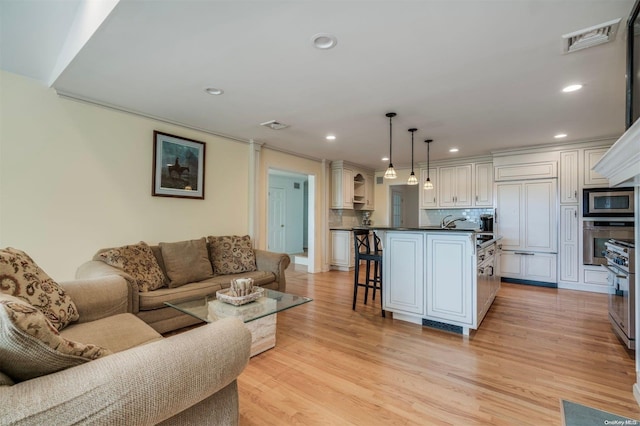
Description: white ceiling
xmin=1 ymin=0 xmax=634 ymax=171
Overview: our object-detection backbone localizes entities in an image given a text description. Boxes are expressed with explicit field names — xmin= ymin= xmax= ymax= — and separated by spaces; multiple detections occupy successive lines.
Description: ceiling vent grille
xmin=562 ymin=18 xmax=621 ymax=53
xmin=260 ymin=120 xmax=289 ymax=130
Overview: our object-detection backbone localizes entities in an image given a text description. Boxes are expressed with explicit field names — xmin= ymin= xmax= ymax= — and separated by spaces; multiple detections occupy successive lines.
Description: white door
xmin=268 ymin=186 xmax=286 ymax=252
xmin=523 ymin=180 xmax=557 ymax=252
xmin=391 ymin=188 xmax=403 ymax=227
xmin=496 ymin=182 xmax=523 ymax=250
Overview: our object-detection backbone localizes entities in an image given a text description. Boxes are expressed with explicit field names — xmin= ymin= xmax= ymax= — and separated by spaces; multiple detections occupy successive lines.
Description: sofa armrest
xmin=76 ymin=260 xmax=139 ymax=313
xmin=60 ymin=275 xmax=129 ymax=323
xmin=254 ymin=249 xmax=291 ymax=292
xmin=0 ymin=317 xmax=251 ymax=425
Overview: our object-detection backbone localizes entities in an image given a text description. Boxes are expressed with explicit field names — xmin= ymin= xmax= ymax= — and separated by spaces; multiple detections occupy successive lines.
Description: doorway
xmin=389 ymin=184 xmax=419 ymax=227
xmin=267 ymin=169 xmax=314 ymax=272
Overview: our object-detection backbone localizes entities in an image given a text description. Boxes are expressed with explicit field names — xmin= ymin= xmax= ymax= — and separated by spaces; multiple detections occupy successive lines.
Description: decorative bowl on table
xmin=216 ymin=278 xmax=263 ymax=305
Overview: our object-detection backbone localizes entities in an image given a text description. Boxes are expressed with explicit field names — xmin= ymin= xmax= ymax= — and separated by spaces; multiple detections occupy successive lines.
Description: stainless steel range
xmin=603 ymin=239 xmax=636 ymax=350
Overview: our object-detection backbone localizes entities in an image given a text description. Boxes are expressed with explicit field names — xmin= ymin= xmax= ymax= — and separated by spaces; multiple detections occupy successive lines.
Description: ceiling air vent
xmin=260 ymin=120 xmax=289 ymax=130
xmin=562 ymin=18 xmax=621 ymax=53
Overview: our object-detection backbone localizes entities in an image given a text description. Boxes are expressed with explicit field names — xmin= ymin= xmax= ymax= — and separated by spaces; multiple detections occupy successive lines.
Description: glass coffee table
xmin=164 ymin=289 xmax=312 ymax=357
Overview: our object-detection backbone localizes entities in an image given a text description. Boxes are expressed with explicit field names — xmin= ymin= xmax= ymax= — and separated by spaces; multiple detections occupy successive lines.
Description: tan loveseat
xmin=76 ymin=236 xmax=291 ymax=334
xmin=0 ymin=274 xmax=252 ymax=425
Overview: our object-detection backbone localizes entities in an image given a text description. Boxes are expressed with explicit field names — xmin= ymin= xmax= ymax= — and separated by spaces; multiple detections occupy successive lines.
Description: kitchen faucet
xmin=441 ymin=215 xmax=467 ymax=229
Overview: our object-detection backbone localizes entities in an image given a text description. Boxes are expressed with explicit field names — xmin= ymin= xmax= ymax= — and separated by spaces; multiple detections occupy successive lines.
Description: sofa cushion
xmin=160 ymin=238 xmax=214 ymax=288
xmin=61 ymin=313 xmax=163 ymax=353
xmin=97 ymin=242 xmax=166 ymax=292
xmin=0 ymin=371 xmax=14 ymax=386
xmin=138 ymin=271 xmax=276 ymax=311
xmin=0 ymin=247 xmax=79 ymax=331
xmin=0 ymin=294 xmax=111 ymax=382
xmin=207 ymin=235 xmax=257 ymax=275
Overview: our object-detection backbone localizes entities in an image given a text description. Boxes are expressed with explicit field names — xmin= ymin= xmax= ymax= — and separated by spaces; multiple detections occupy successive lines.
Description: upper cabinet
xmin=419 ymin=161 xmax=492 ymax=209
xmin=330 ymin=161 xmax=375 ymax=210
xmin=474 ymin=162 xmax=493 ymax=206
xmin=583 ymin=147 xmax=609 ymax=187
xmin=559 ymin=150 xmax=579 ymax=204
xmin=439 ymin=164 xmax=473 ymax=207
xmin=419 ymin=167 xmax=438 ymax=208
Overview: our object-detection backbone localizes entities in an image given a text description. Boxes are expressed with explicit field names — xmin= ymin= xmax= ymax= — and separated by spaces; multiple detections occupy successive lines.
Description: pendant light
xmin=424 ymin=139 xmax=434 ymax=190
xmin=407 ymin=128 xmax=418 ymax=185
xmin=384 ymin=112 xmax=397 ymax=179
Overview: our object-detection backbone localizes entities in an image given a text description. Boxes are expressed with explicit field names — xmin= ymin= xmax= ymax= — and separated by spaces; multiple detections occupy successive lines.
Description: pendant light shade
xmin=407 ymin=128 xmax=418 ymax=185
xmin=424 ymin=139 xmax=434 ymax=190
xmin=384 ymin=112 xmax=397 ymax=179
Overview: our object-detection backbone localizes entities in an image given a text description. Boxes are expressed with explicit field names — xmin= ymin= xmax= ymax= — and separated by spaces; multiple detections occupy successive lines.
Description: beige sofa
xmin=76 ymin=237 xmax=291 ymax=334
xmin=0 ymin=274 xmax=252 ymax=425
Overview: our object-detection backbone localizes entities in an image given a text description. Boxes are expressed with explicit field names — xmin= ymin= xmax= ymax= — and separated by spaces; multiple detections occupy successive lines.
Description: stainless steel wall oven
xmin=583 ymin=221 xmax=634 ymax=266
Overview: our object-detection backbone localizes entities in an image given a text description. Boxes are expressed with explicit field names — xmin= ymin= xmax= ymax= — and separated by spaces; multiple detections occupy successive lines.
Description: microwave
xmin=583 ymin=187 xmax=635 ymax=217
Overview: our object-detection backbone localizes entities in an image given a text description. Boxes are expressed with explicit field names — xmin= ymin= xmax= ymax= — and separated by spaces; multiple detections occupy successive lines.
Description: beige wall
xmin=371 ymin=167 xmax=414 ymax=227
xmin=258 ymin=149 xmax=327 ymax=272
xmin=0 ymin=71 xmax=250 ymax=280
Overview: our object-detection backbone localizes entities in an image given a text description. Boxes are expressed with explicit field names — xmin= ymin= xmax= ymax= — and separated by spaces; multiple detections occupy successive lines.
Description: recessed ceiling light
xmin=554 ymin=133 xmax=568 ymax=139
xmin=449 ymin=148 xmax=459 ymax=153
xmin=326 ymin=135 xmax=336 ymax=141
xmin=312 ymin=33 xmax=338 ymax=49
xmin=205 ymin=87 xmax=224 ymax=95
xmin=562 ymin=84 xmax=583 ymax=93
xmin=382 ymin=157 xmax=389 ymax=161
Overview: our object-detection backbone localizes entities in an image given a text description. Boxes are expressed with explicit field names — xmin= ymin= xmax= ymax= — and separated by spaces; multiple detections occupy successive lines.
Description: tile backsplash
xmin=420 ymin=208 xmax=495 ymax=229
xmin=329 ymin=209 xmax=368 ymax=227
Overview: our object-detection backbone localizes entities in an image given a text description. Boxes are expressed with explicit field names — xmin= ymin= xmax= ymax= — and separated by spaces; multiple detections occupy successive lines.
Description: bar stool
xmin=352 ymin=229 xmax=385 ymax=317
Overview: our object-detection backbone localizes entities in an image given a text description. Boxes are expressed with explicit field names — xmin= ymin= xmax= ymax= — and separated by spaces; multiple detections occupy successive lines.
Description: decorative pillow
xmin=0 ymin=294 xmax=111 ymax=382
xmin=0 ymin=247 xmax=79 ymax=331
xmin=97 ymin=242 xmax=166 ymax=292
xmin=207 ymin=235 xmax=257 ymax=275
xmin=160 ymin=238 xmax=214 ymax=288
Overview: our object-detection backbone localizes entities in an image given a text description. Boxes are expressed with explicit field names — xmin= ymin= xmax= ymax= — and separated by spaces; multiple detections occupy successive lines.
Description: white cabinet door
xmin=383 ymin=232 xmax=425 ymax=315
xmin=584 ymin=148 xmax=609 ymax=187
xmin=474 ymin=162 xmax=493 ymax=206
xmin=419 ymin=168 xmax=438 ymax=208
xmin=330 ymin=168 xmax=343 ymax=209
xmin=523 ymin=180 xmax=557 ymax=252
xmin=426 ymin=234 xmax=473 ymax=325
xmin=342 ymin=168 xmax=354 ymax=208
xmin=497 ymin=180 xmax=557 ymax=252
xmin=439 ymin=165 xmax=472 ymax=207
xmin=559 ymin=205 xmax=578 ymax=282
xmin=560 ymin=151 xmax=579 ymax=204
xmin=364 ymin=173 xmax=375 ymax=209
xmin=330 ymin=231 xmax=352 ymax=267
xmin=500 ymin=251 xmax=557 ymax=283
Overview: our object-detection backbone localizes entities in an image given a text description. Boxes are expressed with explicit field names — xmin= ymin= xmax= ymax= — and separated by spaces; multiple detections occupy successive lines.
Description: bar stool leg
xmin=352 ymin=259 xmax=359 ymax=310
xmin=363 ymin=258 xmax=371 ymax=305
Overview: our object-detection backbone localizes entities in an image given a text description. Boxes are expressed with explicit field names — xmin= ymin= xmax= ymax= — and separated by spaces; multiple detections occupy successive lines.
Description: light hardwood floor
xmin=238 ymin=268 xmax=640 ymax=425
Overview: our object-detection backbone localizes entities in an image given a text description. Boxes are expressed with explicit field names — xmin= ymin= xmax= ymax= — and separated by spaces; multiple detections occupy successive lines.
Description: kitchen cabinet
xmin=559 ymin=205 xmax=579 ymax=282
xmin=330 ymin=161 xmax=375 ymax=210
xmin=494 ymin=161 xmax=557 ymax=181
xmin=477 ymin=242 xmax=500 ymax=326
xmin=330 ymin=230 xmax=354 ymax=270
xmin=499 ymin=251 xmax=557 ymax=283
xmin=474 ymin=162 xmax=493 ymax=206
xmin=439 ymin=164 xmax=472 ymax=207
xmin=496 ymin=179 xmax=557 ymax=284
xmin=560 ymin=151 xmax=579 ymax=203
xmin=419 ymin=167 xmax=438 ymax=208
xmin=583 ymin=147 xmax=609 ymax=187
xmin=364 ymin=173 xmax=375 ymax=209
xmin=426 ymin=233 xmax=473 ymax=325
xmin=330 ymin=166 xmax=353 ymax=209
xmin=383 ymin=232 xmax=425 ymax=316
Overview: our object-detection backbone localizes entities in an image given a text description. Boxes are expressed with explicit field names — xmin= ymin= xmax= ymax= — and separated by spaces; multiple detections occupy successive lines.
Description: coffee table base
xmin=247 ymin=313 xmax=277 ymax=357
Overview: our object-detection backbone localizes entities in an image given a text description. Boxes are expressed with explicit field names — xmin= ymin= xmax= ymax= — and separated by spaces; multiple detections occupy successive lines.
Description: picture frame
xmin=152 ymin=131 xmax=205 ymax=199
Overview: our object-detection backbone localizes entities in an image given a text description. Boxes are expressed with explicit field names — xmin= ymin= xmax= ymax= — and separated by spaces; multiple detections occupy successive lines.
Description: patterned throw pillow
xmin=0 ymin=294 xmax=111 ymax=382
xmin=0 ymin=248 xmax=79 ymax=331
xmin=207 ymin=235 xmax=257 ymax=275
xmin=97 ymin=242 xmax=166 ymax=292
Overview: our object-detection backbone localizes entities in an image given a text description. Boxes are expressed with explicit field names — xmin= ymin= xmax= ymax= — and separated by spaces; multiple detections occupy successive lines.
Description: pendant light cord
xmin=389 ymin=115 xmax=393 ymax=164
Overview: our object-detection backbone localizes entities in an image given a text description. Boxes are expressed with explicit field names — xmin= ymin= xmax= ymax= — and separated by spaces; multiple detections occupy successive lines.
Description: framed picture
xmin=152 ymin=131 xmax=205 ymax=199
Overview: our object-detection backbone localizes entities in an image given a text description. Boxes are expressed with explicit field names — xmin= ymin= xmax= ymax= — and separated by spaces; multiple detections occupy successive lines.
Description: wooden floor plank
xmin=237 ymin=269 xmax=640 ymax=425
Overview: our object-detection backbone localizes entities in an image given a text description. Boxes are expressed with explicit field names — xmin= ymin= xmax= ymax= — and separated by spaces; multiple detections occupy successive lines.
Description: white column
xmin=248 ymin=140 xmax=262 ymax=247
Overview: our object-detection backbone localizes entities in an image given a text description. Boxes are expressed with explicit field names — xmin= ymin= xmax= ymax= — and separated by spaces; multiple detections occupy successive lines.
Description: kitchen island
xmin=370 ymin=227 xmax=500 ymax=335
